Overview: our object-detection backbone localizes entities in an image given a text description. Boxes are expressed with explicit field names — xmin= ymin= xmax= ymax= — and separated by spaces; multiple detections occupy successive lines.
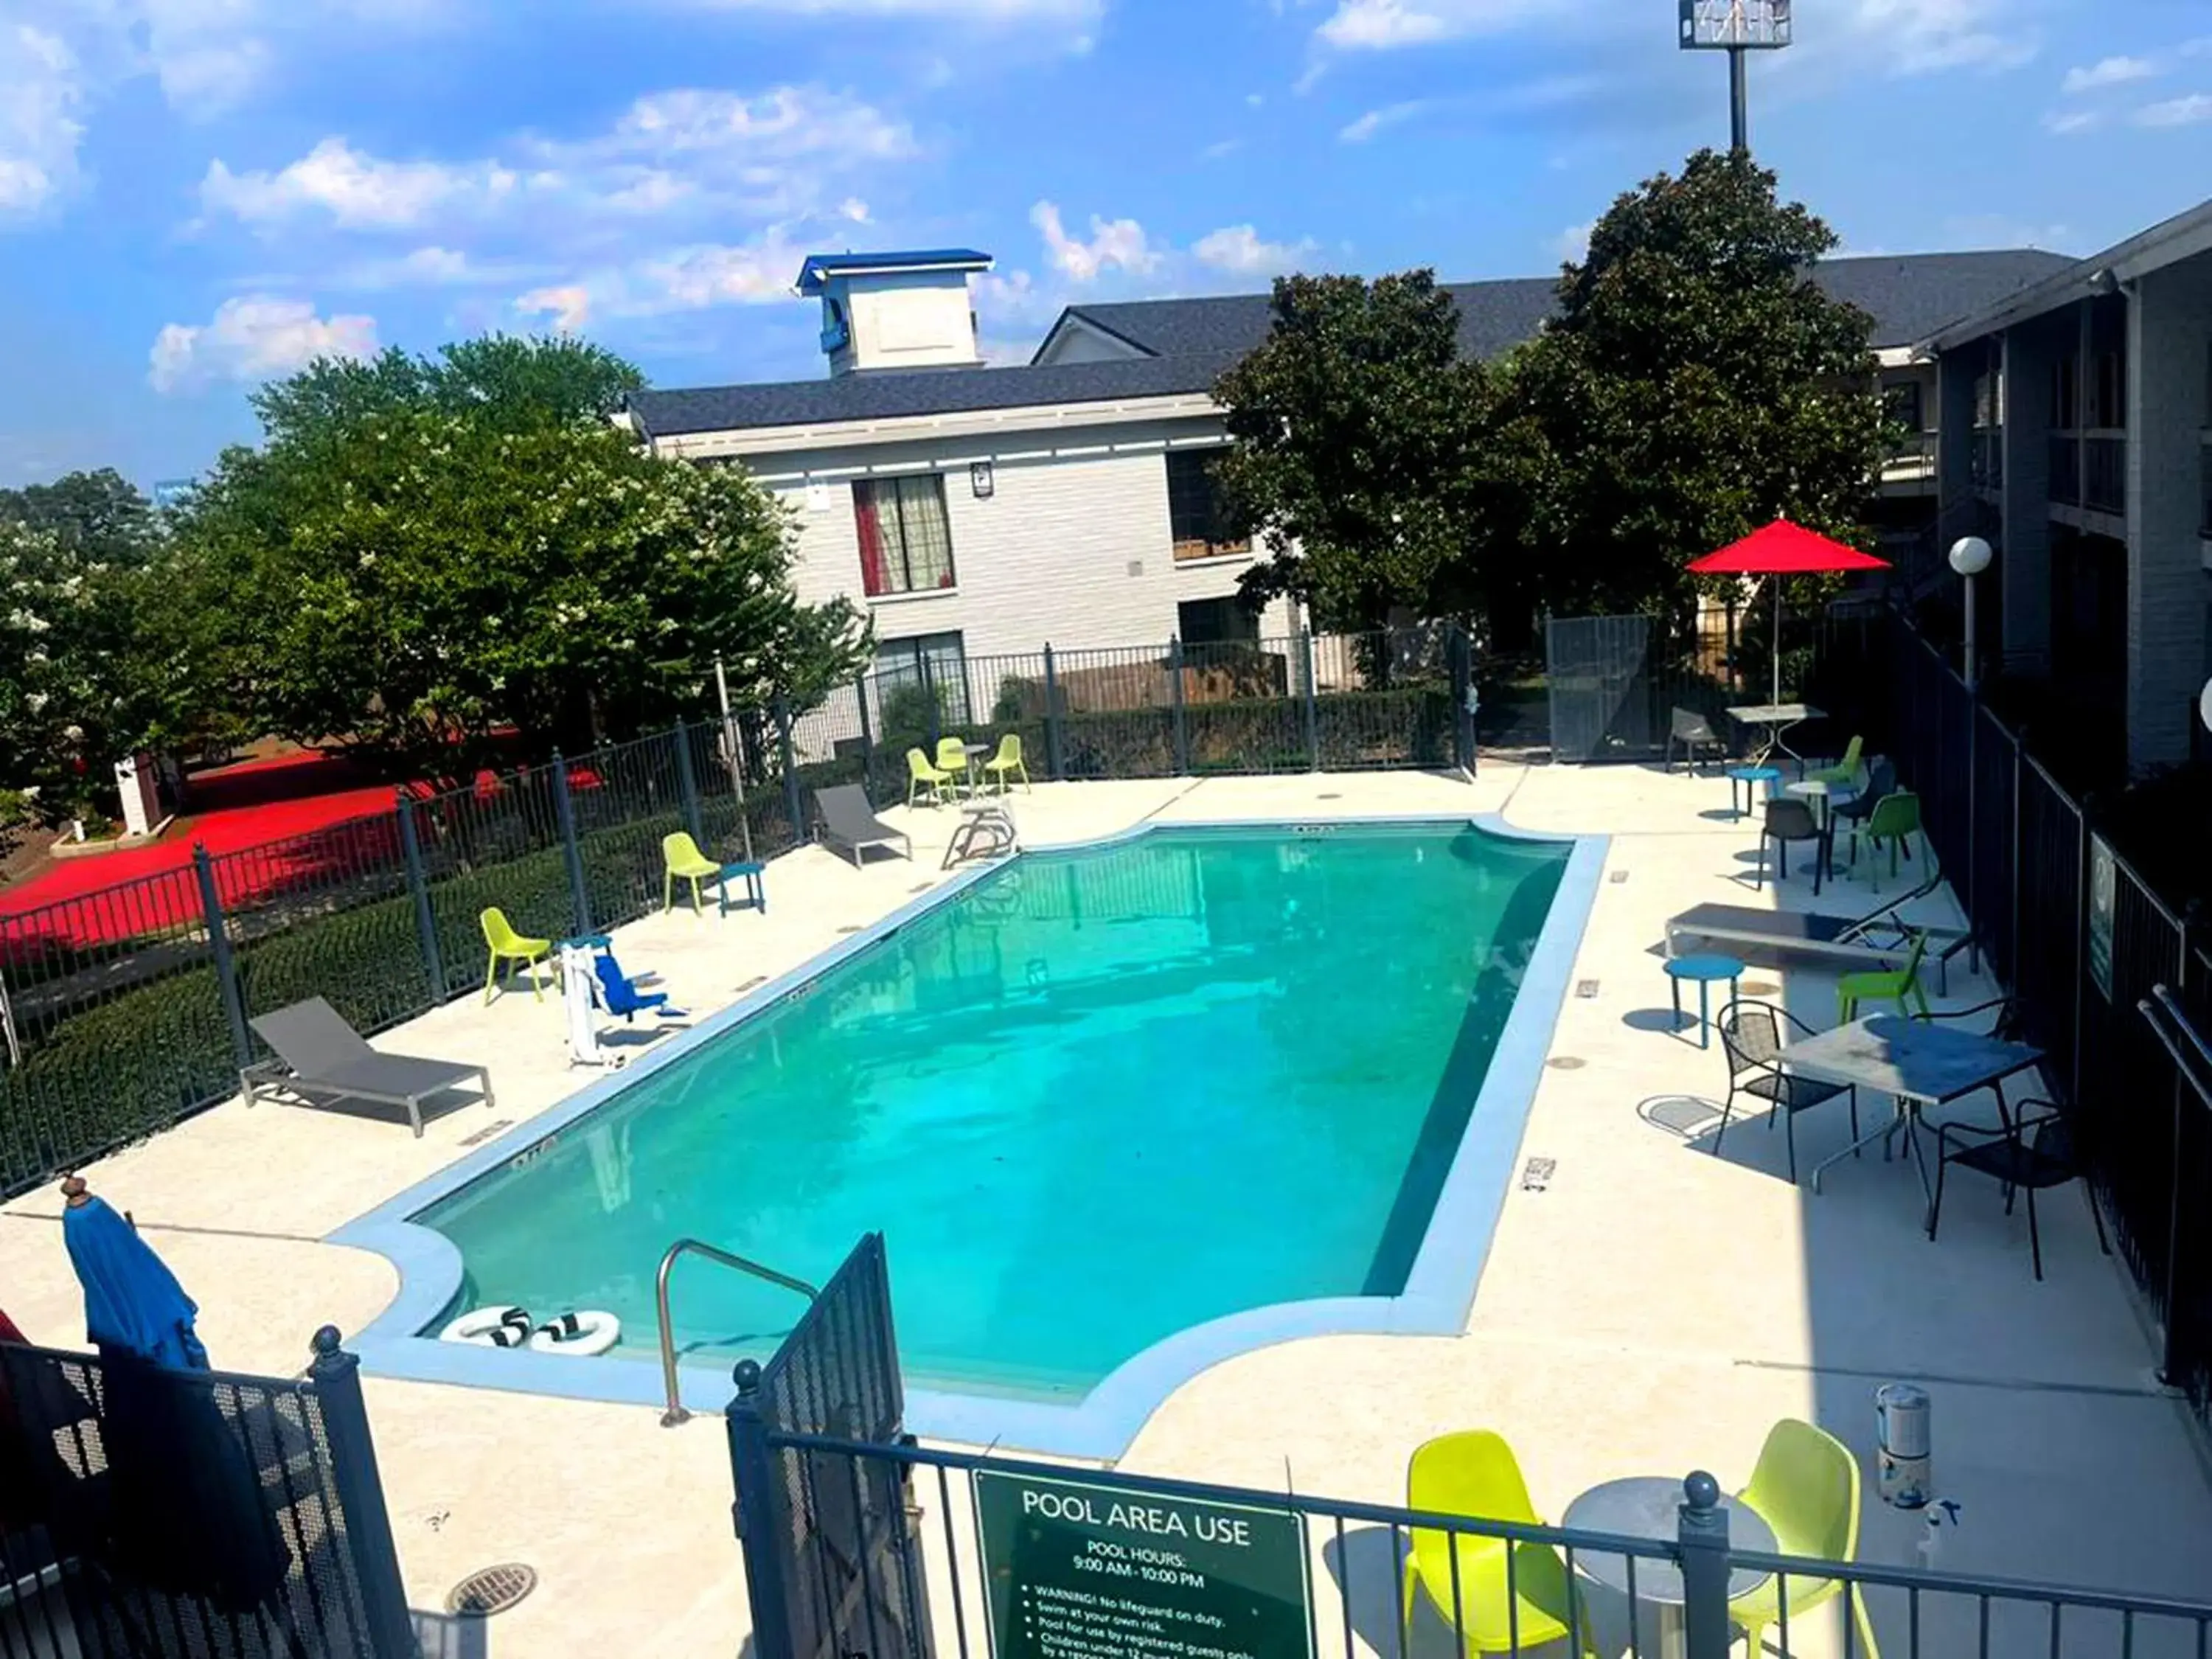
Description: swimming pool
xmin=335 ymin=815 xmax=1604 ymax=1455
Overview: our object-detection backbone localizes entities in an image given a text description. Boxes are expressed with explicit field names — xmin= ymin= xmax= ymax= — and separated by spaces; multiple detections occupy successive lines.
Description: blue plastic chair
xmin=593 ymin=953 xmax=685 ymax=1022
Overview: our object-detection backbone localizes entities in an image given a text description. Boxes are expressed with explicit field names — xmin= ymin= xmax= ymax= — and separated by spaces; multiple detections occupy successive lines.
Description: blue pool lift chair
xmin=592 ymin=950 xmax=686 ymax=1023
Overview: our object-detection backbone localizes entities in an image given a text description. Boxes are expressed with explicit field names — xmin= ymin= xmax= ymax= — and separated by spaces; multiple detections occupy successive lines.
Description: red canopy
xmin=1688 ymin=518 xmax=1889 ymax=575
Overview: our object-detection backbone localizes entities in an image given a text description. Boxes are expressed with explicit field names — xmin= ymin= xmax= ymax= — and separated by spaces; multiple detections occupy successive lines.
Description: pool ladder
xmin=655 ymin=1238 xmax=819 ymax=1427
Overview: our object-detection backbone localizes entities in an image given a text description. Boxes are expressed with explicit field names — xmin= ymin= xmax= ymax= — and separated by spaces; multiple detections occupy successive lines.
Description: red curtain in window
xmin=853 ymin=483 xmax=888 ymax=597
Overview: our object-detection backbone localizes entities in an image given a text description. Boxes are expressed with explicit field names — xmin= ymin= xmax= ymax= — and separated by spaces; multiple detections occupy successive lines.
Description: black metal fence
xmin=730 ymin=1240 xmax=2212 ymax=1659
xmin=0 ymin=1328 xmax=415 ymax=1658
xmin=1826 ymin=608 xmax=2212 ymax=1435
xmin=0 ymin=625 xmax=1477 ymax=1200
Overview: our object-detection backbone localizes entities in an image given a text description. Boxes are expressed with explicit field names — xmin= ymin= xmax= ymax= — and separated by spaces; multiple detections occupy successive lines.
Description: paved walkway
xmin=4 ymin=765 xmax=2207 ymax=1658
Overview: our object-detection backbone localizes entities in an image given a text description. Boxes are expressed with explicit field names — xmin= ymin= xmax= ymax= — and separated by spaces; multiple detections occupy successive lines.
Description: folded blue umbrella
xmin=62 ymin=1193 xmax=209 ymax=1371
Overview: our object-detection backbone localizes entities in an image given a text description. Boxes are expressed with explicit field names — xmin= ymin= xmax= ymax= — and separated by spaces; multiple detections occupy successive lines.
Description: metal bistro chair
xmin=1930 ymin=1101 xmax=2112 ymax=1281
xmin=1667 ymin=706 xmax=1726 ymax=775
xmin=1830 ymin=754 xmax=1896 ymax=851
xmin=1714 ymin=1001 xmax=1862 ymax=1183
xmin=1756 ymin=797 xmax=1829 ymax=895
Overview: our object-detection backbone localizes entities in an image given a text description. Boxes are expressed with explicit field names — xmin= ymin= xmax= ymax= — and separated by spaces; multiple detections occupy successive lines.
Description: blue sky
xmin=1 ymin=0 xmax=2207 ymax=490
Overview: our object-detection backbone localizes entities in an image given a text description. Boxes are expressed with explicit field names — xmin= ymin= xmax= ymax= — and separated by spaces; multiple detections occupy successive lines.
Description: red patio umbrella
xmin=1688 ymin=519 xmax=1888 ymax=706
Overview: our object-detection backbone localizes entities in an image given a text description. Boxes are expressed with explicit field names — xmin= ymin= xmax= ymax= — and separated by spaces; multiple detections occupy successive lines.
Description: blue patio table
xmin=1664 ymin=953 xmax=1744 ymax=1048
xmin=1780 ymin=1014 xmax=2045 ymax=1211
xmin=1725 ymin=765 xmax=1782 ymax=819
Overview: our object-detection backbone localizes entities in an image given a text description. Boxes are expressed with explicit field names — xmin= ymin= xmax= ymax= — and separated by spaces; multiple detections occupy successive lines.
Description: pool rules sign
xmin=973 ymin=1471 xmax=1312 ymax=1659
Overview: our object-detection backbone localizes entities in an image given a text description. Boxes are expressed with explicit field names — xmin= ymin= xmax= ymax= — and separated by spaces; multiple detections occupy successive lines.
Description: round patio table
xmin=1563 ymin=1478 xmax=1775 ymax=1659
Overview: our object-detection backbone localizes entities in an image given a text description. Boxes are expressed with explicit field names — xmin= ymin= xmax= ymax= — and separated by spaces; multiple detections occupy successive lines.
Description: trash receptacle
xmin=1875 ymin=1382 xmax=1931 ymax=1509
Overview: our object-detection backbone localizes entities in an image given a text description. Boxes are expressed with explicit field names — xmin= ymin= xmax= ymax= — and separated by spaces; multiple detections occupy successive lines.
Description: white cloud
xmin=1549 ymin=220 xmax=1593 ymax=263
xmin=1338 ymin=100 xmax=1427 ymax=142
xmin=515 ymin=283 xmax=591 ymax=331
xmin=0 ymin=25 xmax=86 ymax=220
xmin=201 ymin=138 xmax=520 ymax=229
xmin=1318 ymin=0 xmax=1542 ymax=49
xmin=2061 ymin=55 xmax=2155 ymax=94
xmin=2135 ymin=92 xmax=2212 ymax=127
xmin=1200 ymin=137 xmax=1243 ymax=161
xmin=199 ymin=86 xmax=915 ymax=237
xmin=148 ymin=294 xmax=378 ymax=393
xmin=153 ymin=35 xmax=272 ymax=118
xmin=1030 ymin=201 xmax=1159 ymax=282
xmin=2043 ymin=108 xmax=2101 ymax=133
xmin=1192 ymin=224 xmax=1315 ymax=276
xmin=656 ymin=0 xmax=1095 ymax=12
xmin=1848 ymin=0 xmax=2038 ymax=76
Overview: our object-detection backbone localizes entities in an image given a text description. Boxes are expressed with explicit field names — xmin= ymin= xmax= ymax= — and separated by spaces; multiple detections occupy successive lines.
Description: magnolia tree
xmin=159 ymin=336 xmax=871 ymax=771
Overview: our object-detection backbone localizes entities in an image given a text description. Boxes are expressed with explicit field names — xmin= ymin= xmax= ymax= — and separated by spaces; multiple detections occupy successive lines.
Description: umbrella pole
xmin=1772 ymin=579 xmax=1784 ymax=706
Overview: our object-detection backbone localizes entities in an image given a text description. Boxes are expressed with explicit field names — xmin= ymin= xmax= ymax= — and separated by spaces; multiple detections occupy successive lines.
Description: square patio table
xmin=1727 ymin=703 xmax=1824 ymax=774
xmin=1778 ymin=1014 xmax=2045 ymax=1208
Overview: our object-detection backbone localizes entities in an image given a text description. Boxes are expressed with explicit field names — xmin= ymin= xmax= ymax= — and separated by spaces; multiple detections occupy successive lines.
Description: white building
xmin=623 ymin=244 xmax=2073 ymax=712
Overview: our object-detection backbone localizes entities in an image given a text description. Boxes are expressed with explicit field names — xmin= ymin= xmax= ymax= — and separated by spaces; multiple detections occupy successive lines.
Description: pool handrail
xmin=656 ymin=1238 xmax=819 ymax=1426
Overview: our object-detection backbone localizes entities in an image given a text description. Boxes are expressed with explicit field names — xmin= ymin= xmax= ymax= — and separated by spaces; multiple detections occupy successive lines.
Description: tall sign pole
xmin=1679 ymin=0 xmax=1792 ymax=153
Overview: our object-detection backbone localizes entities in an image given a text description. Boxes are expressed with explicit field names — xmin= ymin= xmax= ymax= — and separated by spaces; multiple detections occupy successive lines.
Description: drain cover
xmin=1317 ymin=792 xmax=1343 ymax=800
xmin=1574 ymin=978 xmax=1600 ymax=999
xmin=838 ymin=924 xmax=865 ymax=934
xmin=457 ymin=1119 xmax=514 ymax=1148
xmin=1607 ymin=870 xmax=1629 ymax=884
xmin=1545 ymin=1055 xmax=1587 ymax=1071
xmin=445 ymin=1563 xmax=537 ymax=1618
xmin=1742 ymin=979 xmax=1781 ymax=996
xmin=1520 ymin=1157 xmax=1556 ymax=1192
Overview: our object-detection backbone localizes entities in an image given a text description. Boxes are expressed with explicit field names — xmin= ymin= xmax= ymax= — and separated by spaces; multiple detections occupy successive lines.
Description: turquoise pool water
xmin=414 ymin=821 xmax=1570 ymax=1399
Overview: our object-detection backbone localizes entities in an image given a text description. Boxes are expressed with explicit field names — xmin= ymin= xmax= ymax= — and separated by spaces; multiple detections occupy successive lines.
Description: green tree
xmin=160 ymin=335 xmax=868 ymax=771
xmin=0 ymin=471 xmax=177 ymax=820
xmin=1211 ymin=271 xmax=1512 ymax=633
xmin=1505 ymin=149 xmax=1890 ymax=614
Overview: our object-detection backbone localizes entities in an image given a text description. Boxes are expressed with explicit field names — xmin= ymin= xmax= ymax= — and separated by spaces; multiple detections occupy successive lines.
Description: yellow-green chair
xmin=1807 ymin=735 xmax=1865 ymax=788
xmin=907 ymin=746 xmax=953 ymax=807
xmin=661 ymin=831 xmax=765 ymax=917
xmin=1402 ymin=1431 xmax=1594 ymax=1658
xmin=982 ymin=733 xmax=1031 ymax=794
xmin=479 ymin=907 xmax=552 ymax=1004
xmin=933 ymin=736 xmax=973 ymax=797
xmin=1837 ymin=929 xmax=1931 ymax=1023
xmin=1730 ymin=1419 xmax=1861 ymax=1659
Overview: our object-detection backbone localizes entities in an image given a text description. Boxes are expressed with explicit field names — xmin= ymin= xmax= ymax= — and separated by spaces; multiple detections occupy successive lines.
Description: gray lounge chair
xmin=242 ymin=997 xmax=493 ymax=1138
xmin=1666 ymin=875 xmax=1972 ymax=992
xmin=814 ymin=784 xmax=913 ymax=868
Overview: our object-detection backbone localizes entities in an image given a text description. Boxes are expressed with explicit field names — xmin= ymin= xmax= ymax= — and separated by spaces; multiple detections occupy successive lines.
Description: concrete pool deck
xmin=4 ymin=765 xmax=2209 ymax=1657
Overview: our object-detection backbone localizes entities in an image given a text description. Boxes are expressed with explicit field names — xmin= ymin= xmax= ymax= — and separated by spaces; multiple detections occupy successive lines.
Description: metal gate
xmin=1545 ymin=613 xmax=1729 ymax=765
xmin=0 ymin=1329 xmax=415 ymax=1659
xmin=728 ymin=1234 xmax=934 ymax=1659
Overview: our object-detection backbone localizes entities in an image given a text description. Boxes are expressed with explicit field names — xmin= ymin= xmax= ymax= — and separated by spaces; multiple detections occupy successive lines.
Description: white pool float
xmin=440 ymin=1307 xmax=535 ymax=1348
xmin=527 ymin=1310 xmax=621 ymax=1357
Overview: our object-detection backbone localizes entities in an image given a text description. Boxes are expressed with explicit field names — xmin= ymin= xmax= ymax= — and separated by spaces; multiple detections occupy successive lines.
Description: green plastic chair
xmin=1807 ymin=734 xmax=1865 ymax=788
xmin=1838 ymin=929 xmax=1931 ymax=1022
xmin=1853 ymin=792 xmax=1921 ymax=891
xmin=1401 ymin=1431 xmax=1594 ymax=1659
xmin=662 ymin=832 xmax=723 ymax=916
xmin=479 ymin=907 xmax=552 ymax=1004
xmin=906 ymin=746 xmax=953 ymax=807
xmin=1730 ymin=1419 xmax=1861 ymax=1659
xmin=982 ymin=733 xmax=1031 ymax=794
xmin=933 ymin=735 xmax=973 ymax=796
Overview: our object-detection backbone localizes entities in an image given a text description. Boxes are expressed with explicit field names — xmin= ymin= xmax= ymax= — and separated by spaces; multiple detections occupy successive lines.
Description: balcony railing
xmin=2084 ymin=432 xmax=2126 ymax=515
xmin=1879 ymin=432 xmax=1935 ymax=486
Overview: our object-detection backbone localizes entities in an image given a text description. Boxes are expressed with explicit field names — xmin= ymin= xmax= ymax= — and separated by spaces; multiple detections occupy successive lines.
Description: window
xmin=1165 ymin=451 xmax=1249 ymax=562
xmin=1882 ymin=381 xmax=1923 ymax=434
xmin=1178 ymin=597 xmax=1260 ymax=647
xmin=854 ymin=476 xmax=956 ymax=597
xmin=874 ymin=631 xmax=970 ymax=726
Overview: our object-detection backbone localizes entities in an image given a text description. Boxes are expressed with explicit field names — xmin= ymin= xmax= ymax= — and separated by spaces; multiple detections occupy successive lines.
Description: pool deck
xmin=5 ymin=765 xmax=2209 ymax=1656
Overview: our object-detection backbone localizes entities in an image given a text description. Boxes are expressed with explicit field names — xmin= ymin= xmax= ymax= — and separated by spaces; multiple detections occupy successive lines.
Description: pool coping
xmin=327 ymin=810 xmax=1608 ymax=1460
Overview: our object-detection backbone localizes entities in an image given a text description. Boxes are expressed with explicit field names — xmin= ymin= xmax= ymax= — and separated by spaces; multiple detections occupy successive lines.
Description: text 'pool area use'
xmin=335 ymin=816 xmax=1604 ymax=1455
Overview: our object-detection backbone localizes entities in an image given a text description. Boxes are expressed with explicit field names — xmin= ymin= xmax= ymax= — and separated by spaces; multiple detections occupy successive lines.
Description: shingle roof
xmin=628 ymin=352 xmax=1243 ymax=440
xmin=627 ymin=250 xmax=2077 ymax=440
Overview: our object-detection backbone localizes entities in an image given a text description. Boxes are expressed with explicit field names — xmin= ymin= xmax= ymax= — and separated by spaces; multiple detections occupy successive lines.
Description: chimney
xmin=796 ymin=250 xmax=995 ymax=378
